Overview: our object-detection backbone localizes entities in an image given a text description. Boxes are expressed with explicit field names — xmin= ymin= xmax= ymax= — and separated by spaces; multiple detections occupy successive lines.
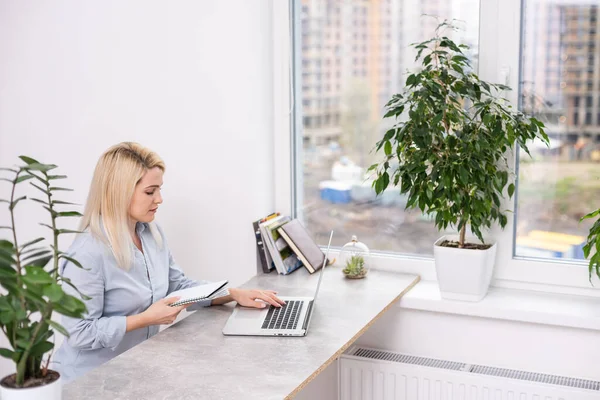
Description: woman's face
xmin=129 ymin=167 xmax=163 ymax=223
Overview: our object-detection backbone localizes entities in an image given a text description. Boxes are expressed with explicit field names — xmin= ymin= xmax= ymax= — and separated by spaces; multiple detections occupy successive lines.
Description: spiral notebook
xmin=168 ymin=280 xmax=229 ymax=307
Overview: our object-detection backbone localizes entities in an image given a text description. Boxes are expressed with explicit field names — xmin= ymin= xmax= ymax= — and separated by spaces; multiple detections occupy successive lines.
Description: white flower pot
xmin=0 ymin=371 xmax=62 ymax=400
xmin=433 ymin=235 xmax=497 ymax=302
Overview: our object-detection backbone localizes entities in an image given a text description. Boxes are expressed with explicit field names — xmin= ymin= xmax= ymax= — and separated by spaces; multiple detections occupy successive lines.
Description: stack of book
xmin=252 ymin=213 xmax=328 ymax=275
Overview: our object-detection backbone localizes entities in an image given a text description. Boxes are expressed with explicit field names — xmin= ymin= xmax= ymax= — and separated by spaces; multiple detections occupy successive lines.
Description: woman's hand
xmin=228 ymin=288 xmax=285 ymax=309
xmin=126 ymin=297 xmax=191 ymax=332
xmin=142 ymin=297 xmax=190 ymax=325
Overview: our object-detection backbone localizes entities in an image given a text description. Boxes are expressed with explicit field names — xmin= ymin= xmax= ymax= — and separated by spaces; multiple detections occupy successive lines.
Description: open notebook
xmin=168 ymin=280 xmax=229 ymax=307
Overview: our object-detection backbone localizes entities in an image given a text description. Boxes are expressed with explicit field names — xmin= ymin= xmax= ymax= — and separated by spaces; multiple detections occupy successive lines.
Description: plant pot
xmin=433 ymin=235 xmax=497 ymax=302
xmin=0 ymin=370 xmax=62 ymax=400
xmin=343 ymin=269 xmax=368 ymax=279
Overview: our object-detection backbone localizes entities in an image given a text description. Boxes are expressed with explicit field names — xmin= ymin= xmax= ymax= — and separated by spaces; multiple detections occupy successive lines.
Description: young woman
xmin=53 ymin=142 xmax=284 ymax=382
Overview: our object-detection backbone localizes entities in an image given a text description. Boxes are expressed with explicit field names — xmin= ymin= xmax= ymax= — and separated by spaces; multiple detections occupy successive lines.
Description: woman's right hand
xmin=141 ymin=297 xmax=190 ymax=326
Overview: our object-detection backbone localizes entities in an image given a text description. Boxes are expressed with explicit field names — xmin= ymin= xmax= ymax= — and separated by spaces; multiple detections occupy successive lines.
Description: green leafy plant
xmin=581 ymin=208 xmax=600 ymax=281
xmin=343 ymin=255 xmax=367 ymax=277
xmin=0 ymin=156 xmax=87 ymax=388
xmin=369 ymin=21 xmax=549 ymax=248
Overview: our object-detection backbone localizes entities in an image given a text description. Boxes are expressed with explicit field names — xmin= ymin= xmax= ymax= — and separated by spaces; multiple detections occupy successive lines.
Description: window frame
xmin=274 ymin=0 xmax=600 ymax=296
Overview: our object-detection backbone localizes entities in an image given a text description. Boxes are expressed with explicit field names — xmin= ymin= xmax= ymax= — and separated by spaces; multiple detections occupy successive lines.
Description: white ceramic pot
xmin=0 ymin=372 xmax=62 ymax=400
xmin=433 ymin=235 xmax=497 ymax=302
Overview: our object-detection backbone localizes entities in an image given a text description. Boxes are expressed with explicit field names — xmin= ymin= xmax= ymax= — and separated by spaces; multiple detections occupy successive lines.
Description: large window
xmin=516 ymin=1 xmax=600 ymax=262
xmin=295 ymin=0 xmax=480 ymax=253
xmin=285 ymin=0 xmax=600 ymax=289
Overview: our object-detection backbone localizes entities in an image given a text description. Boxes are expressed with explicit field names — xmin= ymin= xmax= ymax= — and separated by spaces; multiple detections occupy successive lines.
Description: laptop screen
xmin=311 ymin=230 xmax=333 ymax=306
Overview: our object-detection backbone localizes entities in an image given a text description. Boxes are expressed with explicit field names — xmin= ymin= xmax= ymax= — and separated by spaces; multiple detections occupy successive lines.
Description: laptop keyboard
xmin=261 ymin=300 xmax=303 ymax=330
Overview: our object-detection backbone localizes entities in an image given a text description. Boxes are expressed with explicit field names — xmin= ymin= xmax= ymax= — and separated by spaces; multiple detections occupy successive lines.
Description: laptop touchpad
xmin=236 ymin=308 xmax=265 ymax=320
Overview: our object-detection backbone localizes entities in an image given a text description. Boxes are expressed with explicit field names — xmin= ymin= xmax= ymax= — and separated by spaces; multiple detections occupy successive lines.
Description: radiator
xmin=340 ymin=346 xmax=600 ymax=400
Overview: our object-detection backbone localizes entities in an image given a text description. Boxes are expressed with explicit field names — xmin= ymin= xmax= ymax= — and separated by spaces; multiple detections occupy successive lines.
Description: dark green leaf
xmin=383 ymin=129 xmax=396 ymax=141
xmin=499 ymin=214 xmax=508 ymax=227
xmin=48 ymin=320 xmax=70 ymax=337
xmin=55 ymin=294 xmax=86 ymax=317
xmin=22 ymin=289 xmax=46 ymax=306
xmin=507 ymin=183 xmax=515 ymax=198
xmin=20 ymin=237 xmax=45 ymax=250
xmin=56 ymin=211 xmax=82 ymax=218
xmin=52 ymin=200 xmax=79 ymax=206
xmin=60 ymin=277 xmax=92 ymax=300
xmin=25 ymin=255 xmax=53 ymax=268
xmin=15 ymin=175 xmax=34 ymax=184
xmin=384 ymin=141 xmax=392 ymax=156
xmin=581 ymin=208 xmax=600 ymax=222
xmin=0 ymin=297 xmax=11 ymax=311
xmin=30 ymin=182 xmax=49 ymax=195
xmin=23 ymin=162 xmax=57 ymax=172
xmin=22 ymin=250 xmax=52 ymax=263
xmin=48 ymin=175 xmax=67 ymax=180
xmin=0 ymin=240 xmax=15 ymax=250
xmin=22 ymin=266 xmax=54 ymax=285
xmin=492 ymin=193 xmax=501 ymax=208
xmin=9 ymin=196 xmax=26 ymax=211
xmin=383 ymin=109 xmax=398 ymax=118
xmin=29 ymin=197 xmax=49 ymax=206
xmin=459 ymin=167 xmax=468 ymax=184
xmin=43 ymin=283 xmax=64 ymax=302
xmin=26 ymin=255 xmax=53 ymax=267
xmin=0 ymin=348 xmax=15 ymax=360
xmin=58 ymin=229 xmax=82 ymax=235
xmin=39 ymin=223 xmax=56 ymax=232
xmin=29 ymin=340 xmax=54 ymax=358
xmin=0 ymin=265 xmax=17 ymax=279
xmin=0 ymin=309 xmax=15 ymax=325
xmin=48 ymin=187 xmax=73 ymax=192
xmin=366 ymin=164 xmax=378 ymax=173
xmin=19 ymin=156 xmax=40 ymax=165
xmin=382 ymin=172 xmax=390 ymax=191
xmin=60 ymin=255 xmax=85 ymax=269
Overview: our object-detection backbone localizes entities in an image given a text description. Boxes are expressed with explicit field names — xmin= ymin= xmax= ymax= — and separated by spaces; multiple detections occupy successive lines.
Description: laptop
xmin=222 ymin=230 xmax=333 ymax=337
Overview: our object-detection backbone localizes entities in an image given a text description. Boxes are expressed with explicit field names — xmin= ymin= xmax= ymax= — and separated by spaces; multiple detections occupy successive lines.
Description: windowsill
xmin=398 ymin=280 xmax=600 ymax=331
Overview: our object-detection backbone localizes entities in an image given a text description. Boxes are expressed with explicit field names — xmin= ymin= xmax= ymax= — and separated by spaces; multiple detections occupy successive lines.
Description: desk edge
xmin=284 ymin=274 xmax=421 ymax=399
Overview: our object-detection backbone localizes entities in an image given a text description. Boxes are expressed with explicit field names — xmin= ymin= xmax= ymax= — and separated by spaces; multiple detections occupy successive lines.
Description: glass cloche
xmin=340 ymin=235 xmax=370 ymax=279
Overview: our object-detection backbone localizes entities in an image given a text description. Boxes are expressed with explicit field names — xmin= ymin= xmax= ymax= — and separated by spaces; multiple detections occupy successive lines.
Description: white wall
xmin=0 ymin=0 xmax=274 ymax=378
xmin=359 ymin=308 xmax=600 ymax=382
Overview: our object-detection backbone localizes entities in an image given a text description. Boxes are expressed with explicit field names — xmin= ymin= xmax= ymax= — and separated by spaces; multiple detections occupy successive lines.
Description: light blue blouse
xmin=52 ymin=222 xmax=211 ymax=382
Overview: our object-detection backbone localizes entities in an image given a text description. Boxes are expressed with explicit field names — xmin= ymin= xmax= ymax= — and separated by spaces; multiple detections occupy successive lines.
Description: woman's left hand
xmin=229 ymin=288 xmax=285 ymax=309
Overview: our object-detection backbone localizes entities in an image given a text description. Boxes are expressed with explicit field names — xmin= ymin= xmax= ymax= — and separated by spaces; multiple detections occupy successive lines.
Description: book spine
xmin=266 ymin=225 xmax=286 ymax=274
xmin=253 ymin=220 xmax=271 ymax=273
xmin=268 ymin=217 xmax=295 ymax=274
xmin=260 ymin=222 xmax=283 ymax=274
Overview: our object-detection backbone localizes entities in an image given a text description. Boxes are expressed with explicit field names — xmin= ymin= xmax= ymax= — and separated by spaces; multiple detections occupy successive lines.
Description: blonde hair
xmin=80 ymin=142 xmax=165 ymax=270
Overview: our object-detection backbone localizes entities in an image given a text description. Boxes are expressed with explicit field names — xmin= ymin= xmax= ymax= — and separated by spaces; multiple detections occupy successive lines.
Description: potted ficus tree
xmin=369 ymin=22 xmax=548 ymax=301
xmin=0 ymin=156 xmax=87 ymax=400
xmin=581 ymin=208 xmax=600 ymax=282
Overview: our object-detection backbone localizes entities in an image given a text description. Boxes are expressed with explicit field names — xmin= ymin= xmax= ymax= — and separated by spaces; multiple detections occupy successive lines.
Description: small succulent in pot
xmin=342 ymin=254 xmax=368 ymax=279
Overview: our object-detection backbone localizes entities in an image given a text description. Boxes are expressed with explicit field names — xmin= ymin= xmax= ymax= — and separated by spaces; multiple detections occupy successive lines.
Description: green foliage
xmin=0 ymin=156 xmax=87 ymax=387
xmin=343 ymin=255 xmax=366 ymax=277
xmin=370 ymin=21 xmax=549 ymax=246
xmin=581 ymin=208 xmax=600 ymax=282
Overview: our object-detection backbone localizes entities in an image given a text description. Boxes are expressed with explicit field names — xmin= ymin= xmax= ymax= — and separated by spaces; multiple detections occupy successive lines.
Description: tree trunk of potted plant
xmin=369 ymin=20 xmax=548 ymax=301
